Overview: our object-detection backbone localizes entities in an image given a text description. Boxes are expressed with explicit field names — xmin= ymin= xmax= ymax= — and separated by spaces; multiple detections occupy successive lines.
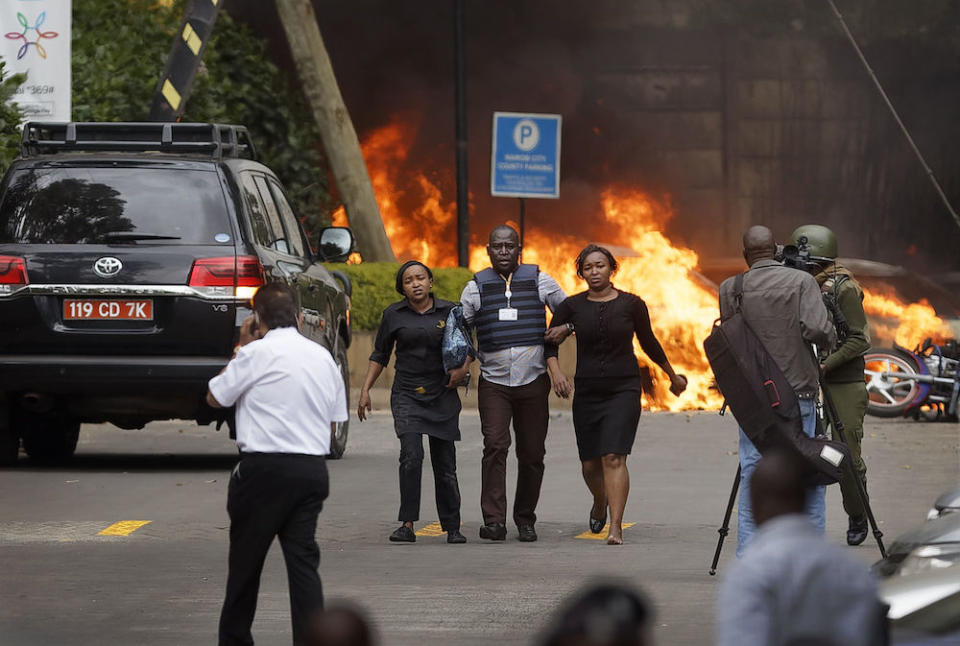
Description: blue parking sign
xmin=491 ymin=112 xmax=561 ymax=198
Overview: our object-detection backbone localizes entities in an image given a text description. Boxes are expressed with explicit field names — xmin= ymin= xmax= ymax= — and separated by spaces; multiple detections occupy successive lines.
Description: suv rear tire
xmin=0 ymin=416 xmax=19 ymax=466
xmin=329 ymin=343 xmax=350 ymax=459
xmin=16 ymin=411 xmax=81 ymax=463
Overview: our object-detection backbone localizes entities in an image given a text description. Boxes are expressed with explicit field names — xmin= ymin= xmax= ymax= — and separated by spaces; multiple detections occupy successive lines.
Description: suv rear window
xmin=0 ymin=166 xmax=232 ymax=244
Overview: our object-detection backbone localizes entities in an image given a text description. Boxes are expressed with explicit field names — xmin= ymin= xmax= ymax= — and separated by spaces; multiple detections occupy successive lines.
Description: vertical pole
xmin=454 ymin=0 xmax=469 ymax=267
xmin=519 ymin=197 xmax=526 ymax=249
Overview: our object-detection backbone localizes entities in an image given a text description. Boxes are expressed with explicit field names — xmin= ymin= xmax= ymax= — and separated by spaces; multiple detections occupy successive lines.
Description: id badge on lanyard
xmin=499 ymin=272 xmax=518 ymax=321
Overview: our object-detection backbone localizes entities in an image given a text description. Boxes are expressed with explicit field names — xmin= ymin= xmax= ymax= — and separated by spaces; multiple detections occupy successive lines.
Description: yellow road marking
xmin=414 ymin=522 xmax=445 ymax=537
xmin=98 ymin=521 xmax=152 ymax=537
xmin=575 ymin=522 xmax=636 ymax=540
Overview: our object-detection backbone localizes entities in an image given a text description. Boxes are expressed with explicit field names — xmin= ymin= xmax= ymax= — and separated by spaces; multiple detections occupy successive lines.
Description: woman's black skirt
xmin=572 ymin=376 xmax=642 ymax=461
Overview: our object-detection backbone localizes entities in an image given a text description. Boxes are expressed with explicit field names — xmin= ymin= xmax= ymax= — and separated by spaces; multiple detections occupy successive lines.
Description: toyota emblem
xmin=93 ymin=257 xmax=123 ymax=278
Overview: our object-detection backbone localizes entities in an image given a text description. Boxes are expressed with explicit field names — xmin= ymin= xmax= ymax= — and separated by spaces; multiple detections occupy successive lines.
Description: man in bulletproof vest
xmin=718 ymin=225 xmax=836 ymax=556
xmin=460 ymin=225 xmax=572 ymax=542
xmin=790 ymin=224 xmax=872 ymax=546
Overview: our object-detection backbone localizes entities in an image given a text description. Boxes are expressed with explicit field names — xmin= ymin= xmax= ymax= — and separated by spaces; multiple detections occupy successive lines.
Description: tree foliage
xmin=63 ymin=0 xmax=332 ymax=234
xmin=0 ymin=60 xmax=25 ymax=174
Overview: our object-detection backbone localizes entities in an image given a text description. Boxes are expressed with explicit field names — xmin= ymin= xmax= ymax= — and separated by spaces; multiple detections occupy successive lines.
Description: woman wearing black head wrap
xmin=357 ymin=261 xmax=471 ymax=544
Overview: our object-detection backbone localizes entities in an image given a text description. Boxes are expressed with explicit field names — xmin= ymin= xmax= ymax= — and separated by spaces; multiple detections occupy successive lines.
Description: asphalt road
xmin=1 ymin=404 xmax=957 ymax=646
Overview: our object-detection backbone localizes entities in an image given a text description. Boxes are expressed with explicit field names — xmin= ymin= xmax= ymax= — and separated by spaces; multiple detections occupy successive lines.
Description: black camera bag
xmin=704 ymin=273 xmax=849 ymax=485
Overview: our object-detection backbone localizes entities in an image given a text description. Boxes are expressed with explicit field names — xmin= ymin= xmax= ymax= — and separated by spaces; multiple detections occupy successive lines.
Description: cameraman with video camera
xmin=719 ymin=226 xmax=836 ymax=557
xmin=789 ymin=225 xmax=872 ymax=546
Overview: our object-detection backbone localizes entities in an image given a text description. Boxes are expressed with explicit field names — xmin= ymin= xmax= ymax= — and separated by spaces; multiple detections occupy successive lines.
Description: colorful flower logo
xmin=5 ymin=11 xmax=59 ymax=60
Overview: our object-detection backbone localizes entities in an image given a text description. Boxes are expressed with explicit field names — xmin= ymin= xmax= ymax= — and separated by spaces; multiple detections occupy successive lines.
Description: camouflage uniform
xmin=816 ymin=263 xmax=871 ymax=524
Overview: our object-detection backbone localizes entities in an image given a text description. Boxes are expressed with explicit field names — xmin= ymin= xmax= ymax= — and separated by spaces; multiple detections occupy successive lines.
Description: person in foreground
xmin=546 ymin=244 xmax=687 ymax=544
xmin=206 ymin=282 xmax=348 ymax=646
xmin=718 ymin=225 xmax=835 ymax=556
xmin=306 ymin=603 xmax=376 ymax=646
xmin=538 ymin=583 xmax=653 ymax=646
xmin=716 ymin=449 xmax=887 ymax=646
xmin=357 ymin=261 xmax=470 ymax=544
xmin=460 ymin=224 xmax=572 ymax=542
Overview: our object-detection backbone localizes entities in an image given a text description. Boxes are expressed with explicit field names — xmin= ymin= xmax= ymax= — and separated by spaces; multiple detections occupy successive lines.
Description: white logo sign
xmin=93 ymin=257 xmax=122 ymax=278
xmin=1 ymin=0 xmax=72 ymax=122
xmin=513 ymin=119 xmax=540 ymax=151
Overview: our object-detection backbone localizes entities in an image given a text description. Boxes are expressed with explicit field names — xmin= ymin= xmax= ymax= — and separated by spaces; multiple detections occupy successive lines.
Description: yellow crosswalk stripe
xmin=575 ymin=522 xmax=636 ymax=540
xmin=414 ymin=521 xmax=445 ymax=537
xmin=98 ymin=520 xmax=152 ymax=536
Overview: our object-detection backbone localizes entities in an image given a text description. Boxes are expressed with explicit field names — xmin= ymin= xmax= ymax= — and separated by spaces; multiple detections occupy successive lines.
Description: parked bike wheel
xmin=864 ymin=349 xmax=922 ymax=418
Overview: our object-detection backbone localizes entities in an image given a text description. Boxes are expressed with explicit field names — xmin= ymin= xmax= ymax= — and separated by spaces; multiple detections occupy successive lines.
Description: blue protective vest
xmin=474 ymin=263 xmax=546 ymax=352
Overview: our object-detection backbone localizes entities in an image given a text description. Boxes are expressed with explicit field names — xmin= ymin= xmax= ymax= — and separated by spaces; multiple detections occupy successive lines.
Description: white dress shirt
xmin=208 ymin=326 xmax=348 ymax=456
xmin=460 ymin=271 xmax=566 ymax=387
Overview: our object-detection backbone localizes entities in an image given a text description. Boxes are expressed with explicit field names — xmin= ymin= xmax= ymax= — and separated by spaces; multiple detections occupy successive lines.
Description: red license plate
xmin=63 ymin=299 xmax=154 ymax=320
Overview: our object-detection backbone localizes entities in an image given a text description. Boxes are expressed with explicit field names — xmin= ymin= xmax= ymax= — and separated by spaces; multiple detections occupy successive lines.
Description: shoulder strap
xmin=733 ymin=272 xmax=745 ymax=313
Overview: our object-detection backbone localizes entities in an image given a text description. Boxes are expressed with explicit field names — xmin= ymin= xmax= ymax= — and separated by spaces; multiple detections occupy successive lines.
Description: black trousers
xmin=219 ymin=453 xmax=329 ymax=646
xmin=398 ymin=433 xmax=461 ymax=531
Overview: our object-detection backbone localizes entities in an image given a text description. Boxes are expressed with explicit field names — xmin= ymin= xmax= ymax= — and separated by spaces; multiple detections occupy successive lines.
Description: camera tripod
xmin=708 ymin=378 xmax=886 ymax=576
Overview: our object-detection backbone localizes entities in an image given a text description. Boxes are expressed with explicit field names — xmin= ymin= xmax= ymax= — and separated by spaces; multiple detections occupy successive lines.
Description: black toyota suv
xmin=0 ymin=122 xmax=354 ymax=464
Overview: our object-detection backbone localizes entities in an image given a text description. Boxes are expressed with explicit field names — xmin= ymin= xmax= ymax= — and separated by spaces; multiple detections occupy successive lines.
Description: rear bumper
xmin=0 ymin=355 xmax=229 ymax=393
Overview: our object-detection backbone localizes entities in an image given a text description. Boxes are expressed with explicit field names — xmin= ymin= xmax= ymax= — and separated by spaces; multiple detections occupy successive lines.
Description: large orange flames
xmin=863 ymin=291 xmax=951 ymax=348
xmin=337 ymin=121 xmax=952 ymax=410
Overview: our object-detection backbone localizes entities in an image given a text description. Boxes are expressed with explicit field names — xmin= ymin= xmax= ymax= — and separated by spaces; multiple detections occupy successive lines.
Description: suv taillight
xmin=188 ymin=256 xmax=265 ymax=299
xmin=0 ymin=255 xmax=28 ymax=295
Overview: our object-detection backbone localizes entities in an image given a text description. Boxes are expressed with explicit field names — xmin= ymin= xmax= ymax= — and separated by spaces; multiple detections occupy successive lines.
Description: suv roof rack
xmin=20 ymin=122 xmax=258 ymax=161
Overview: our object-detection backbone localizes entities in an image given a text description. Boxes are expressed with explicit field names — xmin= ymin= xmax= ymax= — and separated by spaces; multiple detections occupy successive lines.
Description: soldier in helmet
xmin=790 ymin=224 xmax=872 ymax=546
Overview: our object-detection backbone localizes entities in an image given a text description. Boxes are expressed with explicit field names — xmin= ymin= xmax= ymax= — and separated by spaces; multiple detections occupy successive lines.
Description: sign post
xmin=1 ymin=0 xmax=71 ymax=121
xmin=490 ymin=112 xmax=561 ymax=246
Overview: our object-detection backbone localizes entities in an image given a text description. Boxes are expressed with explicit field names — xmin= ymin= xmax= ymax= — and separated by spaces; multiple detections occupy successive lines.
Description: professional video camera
xmin=774 ymin=235 xmax=815 ymax=270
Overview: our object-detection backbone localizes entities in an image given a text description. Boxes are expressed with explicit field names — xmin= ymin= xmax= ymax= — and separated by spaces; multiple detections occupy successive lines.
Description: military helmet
xmin=790 ymin=224 xmax=837 ymax=260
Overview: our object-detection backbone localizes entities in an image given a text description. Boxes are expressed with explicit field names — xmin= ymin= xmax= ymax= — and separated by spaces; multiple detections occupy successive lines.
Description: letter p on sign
xmin=513 ymin=119 xmax=540 ymax=151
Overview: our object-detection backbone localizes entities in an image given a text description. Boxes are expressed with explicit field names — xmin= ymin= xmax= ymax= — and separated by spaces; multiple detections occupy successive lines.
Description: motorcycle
xmin=864 ymin=338 xmax=960 ymax=421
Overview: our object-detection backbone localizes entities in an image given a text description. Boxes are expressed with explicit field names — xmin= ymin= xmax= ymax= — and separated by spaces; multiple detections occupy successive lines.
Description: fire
xmin=863 ymin=290 xmax=951 ymax=348
xmin=333 ymin=122 xmax=457 ymax=268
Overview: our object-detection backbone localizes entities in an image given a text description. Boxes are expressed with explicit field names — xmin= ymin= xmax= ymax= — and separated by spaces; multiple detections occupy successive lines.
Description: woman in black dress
xmin=357 ymin=261 xmax=471 ymax=544
xmin=546 ymin=245 xmax=687 ymax=544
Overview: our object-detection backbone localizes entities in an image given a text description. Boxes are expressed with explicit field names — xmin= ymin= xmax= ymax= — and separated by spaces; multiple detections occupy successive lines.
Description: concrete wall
xmin=579 ymin=26 xmax=885 ymax=257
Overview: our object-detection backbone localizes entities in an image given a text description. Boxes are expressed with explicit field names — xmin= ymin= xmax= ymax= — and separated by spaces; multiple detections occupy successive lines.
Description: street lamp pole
xmin=454 ymin=0 xmax=469 ymax=267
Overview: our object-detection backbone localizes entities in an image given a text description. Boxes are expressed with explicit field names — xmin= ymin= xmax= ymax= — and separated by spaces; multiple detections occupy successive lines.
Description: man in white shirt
xmin=207 ymin=282 xmax=348 ymax=646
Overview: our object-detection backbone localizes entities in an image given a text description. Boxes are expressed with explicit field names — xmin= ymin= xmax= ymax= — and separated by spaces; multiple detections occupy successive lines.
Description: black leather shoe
xmin=589 ymin=507 xmax=607 ymax=534
xmin=478 ymin=522 xmax=507 ymax=541
xmin=517 ymin=524 xmax=538 ymax=542
xmin=847 ymin=516 xmax=868 ymax=546
xmin=389 ymin=525 xmax=416 ymax=543
xmin=447 ymin=529 xmax=467 ymax=544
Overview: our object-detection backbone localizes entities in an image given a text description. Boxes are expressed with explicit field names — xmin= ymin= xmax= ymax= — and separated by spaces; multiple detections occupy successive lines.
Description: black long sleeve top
xmin=550 ymin=291 xmax=668 ymax=379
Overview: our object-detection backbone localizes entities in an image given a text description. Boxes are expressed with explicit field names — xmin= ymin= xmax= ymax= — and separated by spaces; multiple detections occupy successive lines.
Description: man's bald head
xmin=742 ymin=226 xmax=776 ymax=267
xmin=489 ymin=225 xmax=519 ymax=246
xmin=749 ymin=449 xmax=809 ymax=527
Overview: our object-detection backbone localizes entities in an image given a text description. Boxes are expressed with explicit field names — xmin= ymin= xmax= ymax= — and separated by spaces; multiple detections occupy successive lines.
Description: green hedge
xmin=329 ymin=263 xmax=474 ymax=331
